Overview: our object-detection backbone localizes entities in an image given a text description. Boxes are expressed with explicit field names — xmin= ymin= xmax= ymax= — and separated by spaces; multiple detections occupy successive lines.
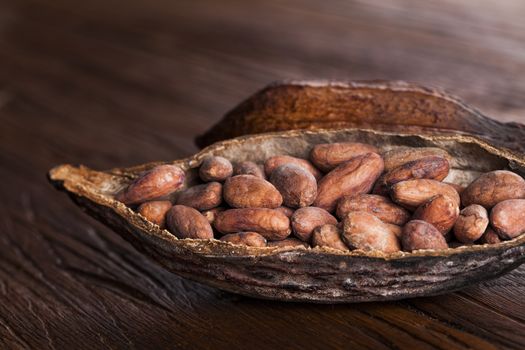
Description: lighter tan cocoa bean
xmin=220 ymin=232 xmax=267 ymax=247
xmin=314 ymin=153 xmax=384 ymax=212
xmin=214 ymin=208 xmax=291 ymax=240
xmin=342 ymin=211 xmax=400 ymax=253
xmin=336 ymin=194 xmax=410 ymax=225
xmin=291 ymin=207 xmax=338 ymax=242
xmin=233 ymin=161 xmax=266 ymax=179
xmin=223 ymin=175 xmax=282 ymax=208
xmin=383 ymin=156 xmax=449 ymax=186
xmin=390 ymin=179 xmax=460 ymax=210
xmin=401 ymin=220 xmax=448 ymax=251
xmin=116 ymin=165 xmax=185 ymax=205
xmin=453 ymin=204 xmax=489 ymax=243
xmin=264 ymin=155 xmax=322 ymax=180
xmin=412 ymin=195 xmax=459 ymax=235
xmin=201 ymin=207 xmax=226 ymax=225
xmin=461 ymin=170 xmax=525 ymax=208
xmin=490 ymin=199 xmax=525 ymax=239
xmin=311 ymin=224 xmax=349 ymax=251
xmin=479 ymin=228 xmax=501 ymax=245
xmin=199 ymin=156 xmax=233 ymax=182
xmin=176 ymin=182 xmax=222 ymax=210
xmin=166 ymin=205 xmax=213 ymax=239
xmin=270 ymin=164 xmax=317 ymax=208
xmin=382 ymin=147 xmax=452 ymax=172
xmin=137 ymin=200 xmax=172 ymax=229
xmin=310 ymin=142 xmax=379 ymax=172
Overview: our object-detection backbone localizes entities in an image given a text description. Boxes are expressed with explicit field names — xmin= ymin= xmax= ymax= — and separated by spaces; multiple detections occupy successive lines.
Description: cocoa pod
xmin=270 ymin=164 xmax=317 ymax=208
xmin=310 ymin=142 xmax=378 ymax=172
xmin=401 ymin=220 xmax=448 ymax=251
xmin=264 ymin=155 xmax=322 ymax=180
xmin=453 ymin=204 xmax=489 ymax=243
xmin=291 ymin=207 xmax=337 ymax=242
xmin=233 ymin=161 xmax=266 ymax=179
xmin=382 ymin=147 xmax=452 ymax=172
xmin=412 ymin=195 xmax=459 ymax=235
xmin=383 ymin=156 xmax=449 ymax=186
xmin=390 ymin=179 xmax=460 ymax=210
xmin=214 ymin=208 xmax=291 ymax=240
xmin=176 ymin=182 xmax=222 ymax=210
xmin=342 ymin=211 xmax=400 ymax=253
xmin=199 ymin=156 xmax=233 ymax=182
xmin=490 ymin=199 xmax=525 ymax=240
xmin=336 ymin=194 xmax=410 ymax=225
xmin=166 ymin=205 xmax=213 ymax=239
xmin=314 ymin=153 xmax=384 ymax=212
xmin=461 ymin=170 xmax=525 ymax=208
xmin=267 ymin=238 xmax=309 ymax=248
xmin=116 ymin=165 xmax=185 ymax=205
xmin=220 ymin=232 xmax=267 ymax=247
xmin=223 ymin=175 xmax=282 ymax=208
xmin=311 ymin=224 xmax=349 ymax=251
xmin=137 ymin=200 xmax=172 ymax=229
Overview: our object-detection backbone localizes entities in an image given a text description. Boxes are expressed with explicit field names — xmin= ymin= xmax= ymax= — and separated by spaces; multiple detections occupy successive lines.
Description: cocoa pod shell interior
xmin=48 ymin=128 xmax=525 ymax=303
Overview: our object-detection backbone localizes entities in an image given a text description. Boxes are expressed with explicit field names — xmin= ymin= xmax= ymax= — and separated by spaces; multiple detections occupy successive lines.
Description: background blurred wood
xmin=0 ymin=0 xmax=524 ymax=349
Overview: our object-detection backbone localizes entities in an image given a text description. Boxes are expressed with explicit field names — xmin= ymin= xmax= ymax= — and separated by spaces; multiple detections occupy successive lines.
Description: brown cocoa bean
xmin=311 ymin=224 xmax=349 ymax=251
xmin=137 ymin=200 xmax=172 ymax=229
xmin=176 ymin=182 xmax=222 ymax=210
xmin=220 ymin=232 xmax=267 ymax=247
xmin=382 ymin=147 xmax=452 ymax=172
xmin=342 ymin=211 xmax=400 ymax=253
xmin=371 ymin=175 xmax=390 ymax=196
xmin=214 ymin=208 xmax=291 ymax=240
xmin=461 ymin=170 xmax=525 ymax=208
xmin=166 ymin=205 xmax=213 ymax=239
xmin=201 ymin=207 xmax=226 ymax=225
xmin=478 ymin=228 xmax=502 ymax=245
xmin=444 ymin=182 xmax=465 ymax=194
xmin=310 ymin=142 xmax=379 ymax=172
xmin=490 ymin=199 xmax=525 ymax=239
xmin=233 ymin=161 xmax=266 ymax=179
xmin=390 ymin=179 xmax=460 ymax=210
xmin=270 ymin=164 xmax=317 ymax=208
xmin=383 ymin=156 xmax=449 ymax=186
xmin=453 ymin=204 xmax=489 ymax=243
xmin=291 ymin=207 xmax=338 ymax=242
xmin=223 ymin=175 xmax=282 ymax=208
xmin=401 ymin=220 xmax=448 ymax=251
xmin=412 ymin=195 xmax=459 ymax=235
xmin=116 ymin=165 xmax=185 ymax=205
xmin=267 ymin=238 xmax=309 ymax=248
xmin=314 ymin=153 xmax=384 ymax=212
xmin=274 ymin=206 xmax=294 ymax=218
xmin=199 ymin=156 xmax=233 ymax=182
xmin=336 ymin=194 xmax=410 ymax=225
xmin=264 ymin=155 xmax=322 ymax=180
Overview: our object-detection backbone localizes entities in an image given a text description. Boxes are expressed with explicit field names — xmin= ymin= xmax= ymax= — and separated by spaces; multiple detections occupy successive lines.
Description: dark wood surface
xmin=1 ymin=1 xmax=524 ymax=349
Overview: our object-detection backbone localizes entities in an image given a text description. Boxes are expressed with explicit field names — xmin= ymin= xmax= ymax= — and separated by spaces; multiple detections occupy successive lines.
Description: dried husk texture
xmin=49 ymin=128 xmax=525 ymax=303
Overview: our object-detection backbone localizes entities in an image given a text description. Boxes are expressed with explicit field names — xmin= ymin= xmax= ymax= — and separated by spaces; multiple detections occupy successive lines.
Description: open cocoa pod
xmin=196 ymin=81 xmax=525 ymax=153
xmin=49 ymin=128 xmax=525 ymax=303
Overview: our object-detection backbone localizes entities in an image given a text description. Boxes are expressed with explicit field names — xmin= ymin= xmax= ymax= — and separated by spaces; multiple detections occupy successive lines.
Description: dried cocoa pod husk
xmin=49 ymin=127 xmax=525 ymax=303
xmin=196 ymin=81 xmax=525 ymax=154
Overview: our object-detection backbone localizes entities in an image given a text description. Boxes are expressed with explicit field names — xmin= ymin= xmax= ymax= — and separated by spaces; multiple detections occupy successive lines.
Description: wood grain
xmin=0 ymin=0 xmax=524 ymax=349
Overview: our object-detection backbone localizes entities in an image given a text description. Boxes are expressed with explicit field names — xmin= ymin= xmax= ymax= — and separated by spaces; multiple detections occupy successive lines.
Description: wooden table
xmin=1 ymin=1 xmax=524 ymax=349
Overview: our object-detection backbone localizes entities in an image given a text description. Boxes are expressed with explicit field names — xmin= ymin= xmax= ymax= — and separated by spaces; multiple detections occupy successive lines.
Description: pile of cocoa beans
xmin=115 ymin=143 xmax=525 ymax=253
